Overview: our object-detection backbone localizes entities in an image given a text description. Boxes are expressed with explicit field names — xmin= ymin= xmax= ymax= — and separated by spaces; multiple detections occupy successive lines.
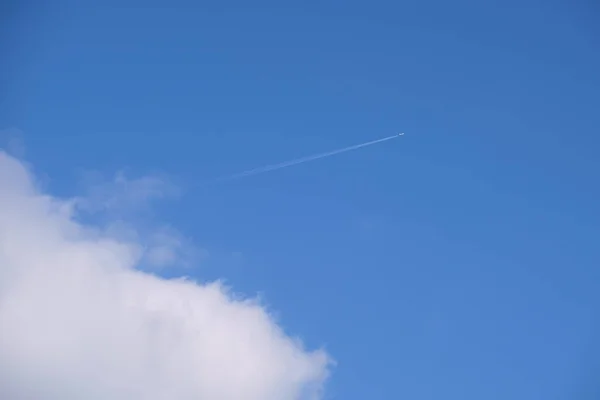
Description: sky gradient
xmin=2 ymin=1 xmax=600 ymax=399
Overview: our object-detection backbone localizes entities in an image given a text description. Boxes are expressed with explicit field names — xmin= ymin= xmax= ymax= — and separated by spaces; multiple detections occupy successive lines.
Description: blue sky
xmin=2 ymin=1 xmax=600 ymax=398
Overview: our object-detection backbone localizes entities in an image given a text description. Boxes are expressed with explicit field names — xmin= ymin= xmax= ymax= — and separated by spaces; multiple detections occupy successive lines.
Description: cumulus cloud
xmin=0 ymin=151 xmax=331 ymax=400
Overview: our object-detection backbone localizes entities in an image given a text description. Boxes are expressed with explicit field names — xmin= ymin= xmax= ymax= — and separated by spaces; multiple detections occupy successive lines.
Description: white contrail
xmin=211 ymin=133 xmax=404 ymax=183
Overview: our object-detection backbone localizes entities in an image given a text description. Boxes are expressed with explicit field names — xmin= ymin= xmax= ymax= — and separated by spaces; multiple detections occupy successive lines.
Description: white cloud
xmin=0 ymin=151 xmax=332 ymax=400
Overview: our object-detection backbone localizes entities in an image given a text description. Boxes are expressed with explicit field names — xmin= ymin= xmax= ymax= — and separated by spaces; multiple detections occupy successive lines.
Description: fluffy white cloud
xmin=0 ymin=151 xmax=331 ymax=400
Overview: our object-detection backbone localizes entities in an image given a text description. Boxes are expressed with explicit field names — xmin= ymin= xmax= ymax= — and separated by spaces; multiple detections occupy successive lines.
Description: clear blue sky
xmin=3 ymin=1 xmax=600 ymax=398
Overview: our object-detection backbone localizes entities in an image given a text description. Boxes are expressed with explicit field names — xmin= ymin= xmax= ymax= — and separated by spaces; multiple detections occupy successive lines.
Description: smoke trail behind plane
xmin=211 ymin=133 xmax=403 ymax=184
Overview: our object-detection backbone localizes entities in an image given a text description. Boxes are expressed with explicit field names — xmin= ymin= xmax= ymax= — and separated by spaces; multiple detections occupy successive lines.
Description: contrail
xmin=211 ymin=133 xmax=404 ymax=184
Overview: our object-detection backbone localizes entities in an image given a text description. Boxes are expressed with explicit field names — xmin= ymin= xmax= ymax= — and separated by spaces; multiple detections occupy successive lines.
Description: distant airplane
xmin=209 ymin=133 xmax=405 ymax=184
